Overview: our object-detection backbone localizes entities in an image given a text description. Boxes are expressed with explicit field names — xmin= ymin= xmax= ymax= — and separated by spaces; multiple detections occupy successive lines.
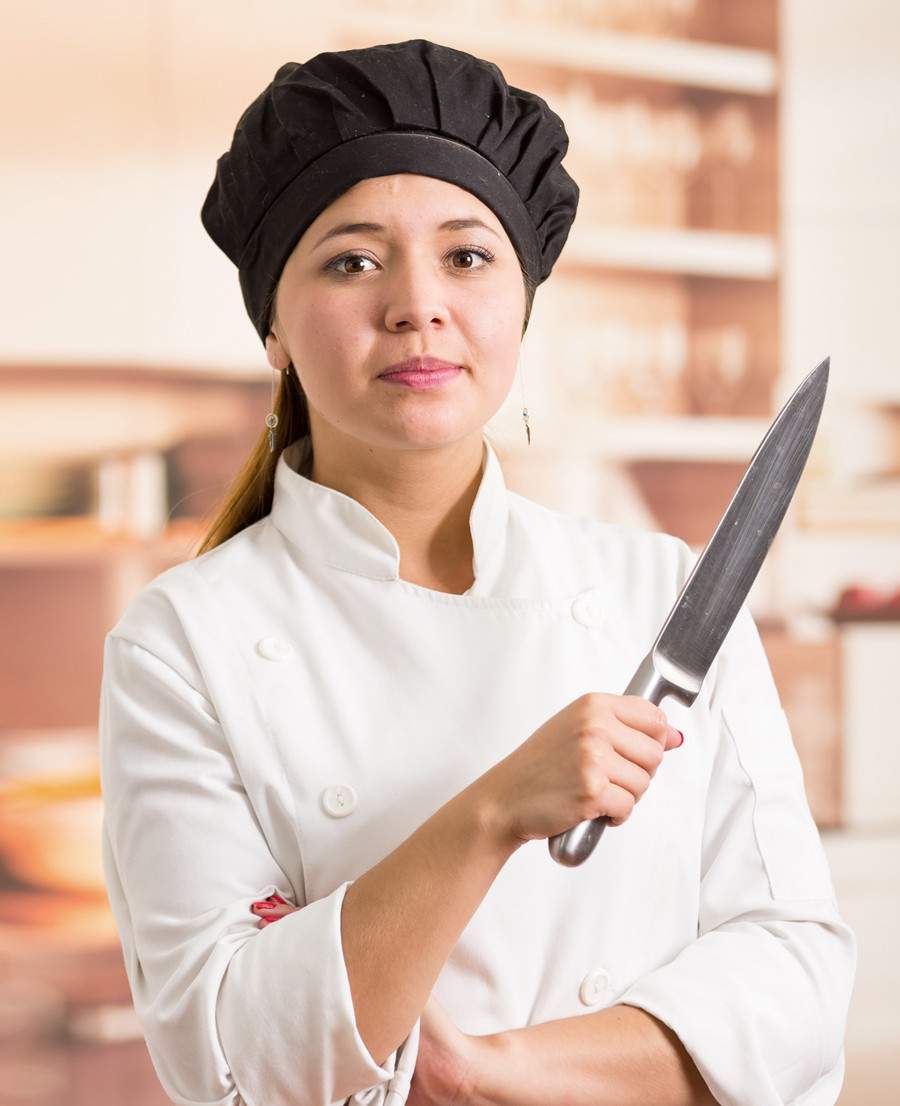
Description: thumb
xmin=663 ymin=725 xmax=685 ymax=751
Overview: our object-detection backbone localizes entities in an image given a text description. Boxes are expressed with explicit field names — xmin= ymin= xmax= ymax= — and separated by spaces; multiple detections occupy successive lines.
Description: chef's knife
xmin=548 ymin=356 xmax=830 ymax=868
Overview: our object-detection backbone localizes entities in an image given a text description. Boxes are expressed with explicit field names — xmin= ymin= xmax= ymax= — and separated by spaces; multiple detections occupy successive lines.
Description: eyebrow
xmin=312 ymin=217 xmax=501 ymax=251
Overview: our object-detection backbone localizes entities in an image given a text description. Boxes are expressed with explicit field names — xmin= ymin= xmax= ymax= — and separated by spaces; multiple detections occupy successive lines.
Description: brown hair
xmin=195 ymin=248 xmax=538 ymax=557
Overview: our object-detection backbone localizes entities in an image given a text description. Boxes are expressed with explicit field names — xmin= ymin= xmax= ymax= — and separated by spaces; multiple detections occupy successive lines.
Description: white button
xmin=579 ymin=968 xmax=611 ymax=1006
xmin=321 ymin=784 xmax=358 ymax=818
xmin=571 ymin=587 xmax=604 ymax=628
xmin=256 ymin=636 xmax=292 ymax=661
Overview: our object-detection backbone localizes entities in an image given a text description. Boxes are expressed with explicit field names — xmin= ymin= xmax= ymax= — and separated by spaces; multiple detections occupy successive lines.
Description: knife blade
xmin=548 ymin=356 xmax=830 ymax=867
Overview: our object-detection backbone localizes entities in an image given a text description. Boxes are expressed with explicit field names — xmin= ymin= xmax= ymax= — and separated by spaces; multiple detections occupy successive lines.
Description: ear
xmin=265 ymin=329 xmax=291 ymax=373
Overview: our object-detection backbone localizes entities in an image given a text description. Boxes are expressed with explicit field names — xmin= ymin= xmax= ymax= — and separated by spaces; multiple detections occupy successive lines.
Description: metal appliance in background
xmin=549 ymin=357 xmax=831 ymax=868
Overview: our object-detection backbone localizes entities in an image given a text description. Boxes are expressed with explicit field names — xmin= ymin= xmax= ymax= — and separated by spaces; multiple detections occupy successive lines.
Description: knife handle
xmin=547 ymin=652 xmax=680 ymax=868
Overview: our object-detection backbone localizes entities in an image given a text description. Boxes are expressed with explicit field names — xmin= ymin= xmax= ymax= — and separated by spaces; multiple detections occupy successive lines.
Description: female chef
xmin=98 ymin=38 xmax=856 ymax=1106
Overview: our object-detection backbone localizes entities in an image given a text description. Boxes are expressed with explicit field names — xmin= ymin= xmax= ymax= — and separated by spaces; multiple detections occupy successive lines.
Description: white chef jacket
xmin=98 ymin=431 xmax=856 ymax=1106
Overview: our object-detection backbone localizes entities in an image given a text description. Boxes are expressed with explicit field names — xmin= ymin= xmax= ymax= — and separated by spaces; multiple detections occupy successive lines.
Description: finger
xmin=603 ymin=748 xmax=652 ymax=800
xmin=251 ymin=902 xmax=290 ymax=916
xmin=615 ymin=701 xmax=683 ymax=751
xmin=612 ymin=695 xmax=670 ymax=742
xmin=592 ymin=779 xmax=636 ymax=826
xmin=608 ymin=720 xmax=668 ymax=774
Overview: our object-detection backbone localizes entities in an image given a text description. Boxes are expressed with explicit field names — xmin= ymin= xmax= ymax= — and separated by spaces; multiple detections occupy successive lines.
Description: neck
xmin=307 ymin=424 xmax=485 ymax=592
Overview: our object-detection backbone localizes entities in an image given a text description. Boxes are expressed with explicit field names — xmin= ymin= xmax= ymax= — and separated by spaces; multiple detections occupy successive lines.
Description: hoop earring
xmin=519 ymin=353 xmax=532 ymax=446
xmin=266 ymin=364 xmax=285 ymax=453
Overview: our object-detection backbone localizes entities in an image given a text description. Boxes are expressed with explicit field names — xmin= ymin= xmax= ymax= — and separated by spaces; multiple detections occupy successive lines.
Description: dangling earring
xmin=519 ymin=353 xmax=532 ymax=446
xmin=266 ymin=363 xmax=285 ymax=453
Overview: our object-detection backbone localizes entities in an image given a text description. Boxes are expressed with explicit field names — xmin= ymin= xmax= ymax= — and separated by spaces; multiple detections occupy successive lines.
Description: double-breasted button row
xmin=571 ymin=586 xmax=603 ymax=628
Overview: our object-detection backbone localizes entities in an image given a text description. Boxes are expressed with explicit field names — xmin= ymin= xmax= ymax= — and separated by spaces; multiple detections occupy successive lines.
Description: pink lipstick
xmin=378 ymin=355 xmax=464 ymax=391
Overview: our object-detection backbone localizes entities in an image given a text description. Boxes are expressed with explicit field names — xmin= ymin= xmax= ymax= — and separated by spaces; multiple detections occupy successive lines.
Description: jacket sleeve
xmin=615 ymin=547 xmax=857 ymax=1105
xmin=99 ymin=631 xmax=420 ymax=1106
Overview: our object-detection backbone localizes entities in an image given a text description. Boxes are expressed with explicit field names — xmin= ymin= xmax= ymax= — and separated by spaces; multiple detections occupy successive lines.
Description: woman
xmin=99 ymin=39 xmax=856 ymax=1106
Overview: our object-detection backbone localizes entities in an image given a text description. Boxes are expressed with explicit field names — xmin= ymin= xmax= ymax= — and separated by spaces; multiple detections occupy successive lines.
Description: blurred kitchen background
xmin=1 ymin=1 xmax=898 ymax=1102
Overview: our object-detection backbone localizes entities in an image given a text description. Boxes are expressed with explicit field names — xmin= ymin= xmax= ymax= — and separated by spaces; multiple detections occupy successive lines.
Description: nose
xmin=383 ymin=254 xmax=451 ymax=333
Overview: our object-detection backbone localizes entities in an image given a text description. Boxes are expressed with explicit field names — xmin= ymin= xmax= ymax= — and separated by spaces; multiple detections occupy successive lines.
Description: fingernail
xmin=270 ymin=894 xmax=286 ymax=904
xmin=252 ymin=902 xmax=269 ymax=909
xmin=675 ymin=729 xmax=684 ymax=747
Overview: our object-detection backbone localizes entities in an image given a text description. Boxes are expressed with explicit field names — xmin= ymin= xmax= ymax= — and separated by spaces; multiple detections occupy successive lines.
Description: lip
xmin=378 ymin=356 xmax=464 ymax=377
xmin=378 ymin=355 xmax=465 ymax=391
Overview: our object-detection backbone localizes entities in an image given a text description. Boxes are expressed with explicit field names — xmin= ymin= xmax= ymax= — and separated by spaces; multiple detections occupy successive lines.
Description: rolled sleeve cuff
xmin=615 ymin=928 xmax=825 ymax=1106
xmin=217 ymin=879 xmax=420 ymax=1106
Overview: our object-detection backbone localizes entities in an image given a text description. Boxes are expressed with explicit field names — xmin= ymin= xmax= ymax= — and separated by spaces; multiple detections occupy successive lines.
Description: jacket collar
xmin=269 ymin=433 xmax=510 ymax=592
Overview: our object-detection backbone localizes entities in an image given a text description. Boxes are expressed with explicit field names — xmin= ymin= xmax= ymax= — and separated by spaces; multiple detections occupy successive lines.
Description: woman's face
xmin=265 ymin=173 xmax=526 ymax=454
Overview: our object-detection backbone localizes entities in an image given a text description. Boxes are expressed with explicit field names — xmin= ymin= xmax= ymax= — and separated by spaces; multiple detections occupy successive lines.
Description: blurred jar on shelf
xmin=552 ymin=317 xmax=689 ymax=417
xmin=0 ymin=728 xmax=104 ymax=897
xmin=0 ymin=458 xmax=93 ymax=520
xmin=600 ymin=319 xmax=689 ymax=415
xmin=683 ymin=324 xmax=751 ymax=414
xmin=561 ymin=84 xmax=701 ymax=227
xmin=94 ymin=450 xmax=168 ymax=539
xmin=689 ymin=101 xmax=757 ymax=230
xmin=621 ymin=98 xmax=679 ymax=225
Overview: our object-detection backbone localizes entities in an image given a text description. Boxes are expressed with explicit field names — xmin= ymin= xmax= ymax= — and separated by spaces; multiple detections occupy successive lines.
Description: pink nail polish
xmin=675 ymin=730 xmax=684 ymax=747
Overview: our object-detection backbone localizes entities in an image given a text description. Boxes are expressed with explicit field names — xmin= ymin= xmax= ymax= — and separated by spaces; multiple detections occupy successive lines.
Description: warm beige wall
xmin=781 ymin=0 xmax=900 ymax=404
xmin=775 ymin=0 xmax=900 ymax=611
xmin=0 ymin=1 xmax=341 ymax=368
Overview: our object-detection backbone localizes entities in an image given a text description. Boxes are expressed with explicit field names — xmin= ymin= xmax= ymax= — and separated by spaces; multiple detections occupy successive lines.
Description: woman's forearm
xmin=472 ymin=1003 xmax=718 ymax=1106
xmin=340 ymin=779 xmax=518 ymax=1067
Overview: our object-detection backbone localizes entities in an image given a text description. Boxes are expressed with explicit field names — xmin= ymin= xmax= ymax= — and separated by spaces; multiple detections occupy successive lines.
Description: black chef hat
xmin=200 ymin=38 xmax=580 ymax=346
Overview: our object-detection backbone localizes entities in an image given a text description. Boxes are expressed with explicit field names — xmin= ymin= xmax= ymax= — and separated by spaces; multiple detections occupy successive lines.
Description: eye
xmin=324 ymin=245 xmax=496 ymax=277
xmin=326 ymin=253 xmax=378 ymax=276
xmin=448 ymin=245 xmax=496 ymax=269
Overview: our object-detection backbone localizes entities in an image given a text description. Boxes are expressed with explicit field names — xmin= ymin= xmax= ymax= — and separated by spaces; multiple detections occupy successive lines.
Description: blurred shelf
xmin=0 ymin=888 xmax=119 ymax=951
xmin=340 ymin=8 xmax=777 ymax=94
xmin=830 ymin=609 xmax=900 ymax=623
xmin=798 ymin=477 xmax=900 ymax=531
xmin=0 ymin=516 xmax=208 ymax=565
xmin=533 ymin=415 xmax=769 ymax=461
xmin=0 ymin=361 xmax=267 ymax=386
xmin=828 ymin=583 xmax=900 ymax=621
xmin=563 ymin=226 xmax=778 ymax=279
xmin=0 ymin=364 xmax=268 ymax=468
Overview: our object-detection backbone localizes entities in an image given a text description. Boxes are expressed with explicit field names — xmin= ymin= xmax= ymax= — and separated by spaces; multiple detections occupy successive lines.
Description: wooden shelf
xmin=798 ymin=478 xmax=900 ymax=531
xmin=567 ymin=414 xmax=768 ymax=461
xmin=339 ymin=8 xmax=777 ymax=94
xmin=563 ymin=226 xmax=777 ymax=279
xmin=501 ymin=415 xmax=768 ymax=462
xmin=0 ymin=516 xmax=207 ymax=566
xmin=0 ymin=361 xmax=267 ymax=387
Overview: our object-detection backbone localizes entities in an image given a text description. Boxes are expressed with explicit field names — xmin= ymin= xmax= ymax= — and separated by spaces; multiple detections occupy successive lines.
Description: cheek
xmin=464 ymin=281 xmax=525 ymax=345
xmin=294 ymin=296 xmax=354 ymax=353
xmin=287 ymin=296 xmax=368 ymax=395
